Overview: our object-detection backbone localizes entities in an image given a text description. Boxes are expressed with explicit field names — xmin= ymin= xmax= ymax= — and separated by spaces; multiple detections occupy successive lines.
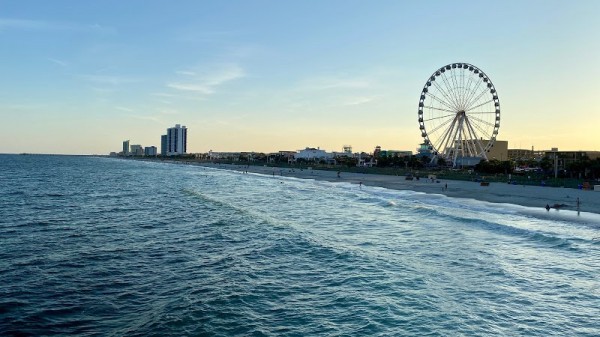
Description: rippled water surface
xmin=1 ymin=155 xmax=599 ymax=336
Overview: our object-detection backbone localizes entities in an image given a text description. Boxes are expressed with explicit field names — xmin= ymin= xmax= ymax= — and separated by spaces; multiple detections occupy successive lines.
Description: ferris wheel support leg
xmin=465 ymin=117 xmax=489 ymax=160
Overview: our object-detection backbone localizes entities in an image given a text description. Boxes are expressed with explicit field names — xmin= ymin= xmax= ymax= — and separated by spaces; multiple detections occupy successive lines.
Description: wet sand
xmin=199 ymin=163 xmax=600 ymax=215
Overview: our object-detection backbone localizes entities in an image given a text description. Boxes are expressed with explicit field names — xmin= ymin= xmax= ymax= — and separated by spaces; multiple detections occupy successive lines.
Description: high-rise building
xmin=123 ymin=140 xmax=130 ymax=156
xmin=166 ymin=124 xmax=187 ymax=156
xmin=161 ymin=135 xmax=167 ymax=156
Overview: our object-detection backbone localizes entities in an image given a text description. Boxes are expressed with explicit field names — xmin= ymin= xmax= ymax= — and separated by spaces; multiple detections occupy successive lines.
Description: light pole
xmin=554 ymin=152 xmax=558 ymax=179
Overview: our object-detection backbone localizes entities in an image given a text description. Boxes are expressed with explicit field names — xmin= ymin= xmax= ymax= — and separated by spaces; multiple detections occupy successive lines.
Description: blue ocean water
xmin=0 ymin=155 xmax=599 ymax=336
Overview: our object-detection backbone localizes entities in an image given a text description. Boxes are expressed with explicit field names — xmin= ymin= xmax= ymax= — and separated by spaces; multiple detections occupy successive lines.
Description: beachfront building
xmin=543 ymin=149 xmax=600 ymax=172
xmin=416 ymin=142 xmax=433 ymax=159
xmin=379 ymin=150 xmax=413 ymax=158
xmin=123 ymin=140 xmax=130 ymax=156
xmin=160 ymin=135 xmax=167 ymax=156
xmin=266 ymin=151 xmax=296 ymax=164
xmin=508 ymin=147 xmax=546 ymax=161
xmin=294 ymin=147 xmax=334 ymax=161
xmin=130 ymin=144 xmax=144 ymax=156
xmin=208 ymin=151 xmax=242 ymax=161
xmin=144 ymin=146 xmax=157 ymax=156
xmin=329 ymin=145 xmax=354 ymax=159
xmin=444 ymin=139 xmax=508 ymax=166
xmin=486 ymin=140 xmax=509 ymax=162
xmin=166 ymin=124 xmax=187 ymax=156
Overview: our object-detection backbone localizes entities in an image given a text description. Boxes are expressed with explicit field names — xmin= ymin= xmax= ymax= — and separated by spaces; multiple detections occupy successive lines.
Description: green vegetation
xmin=128 ymin=153 xmax=599 ymax=190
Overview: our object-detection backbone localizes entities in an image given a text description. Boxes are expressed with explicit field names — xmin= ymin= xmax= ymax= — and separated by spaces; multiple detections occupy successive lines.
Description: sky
xmin=1 ymin=0 xmax=599 ymax=155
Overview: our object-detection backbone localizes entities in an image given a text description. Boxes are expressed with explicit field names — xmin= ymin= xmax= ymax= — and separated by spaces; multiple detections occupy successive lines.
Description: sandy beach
xmin=197 ymin=163 xmax=600 ymax=215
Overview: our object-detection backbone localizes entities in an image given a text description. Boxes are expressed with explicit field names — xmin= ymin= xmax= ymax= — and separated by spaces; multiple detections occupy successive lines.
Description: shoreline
xmin=194 ymin=162 xmax=600 ymax=215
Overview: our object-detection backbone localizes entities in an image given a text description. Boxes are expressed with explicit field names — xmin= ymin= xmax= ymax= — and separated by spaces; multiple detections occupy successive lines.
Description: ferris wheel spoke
xmin=431 ymin=81 xmax=459 ymax=111
xmin=430 ymin=81 xmax=456 ymax=109
xmin=450 ymin=71 xmax=465 ymax=110
xmin=424 ymin=106 xmax=455 ymax=114
xmin=424 ymin=113 xmax=455 ymax=122
xmin=429 ymin=119 xmax=458 ymax=153
xmin=460 ymin=70 xmax=475 ymax=110
xmin=466 ymin=111 xmax=497 ymax=115
xmin=427 ymin=115 xmax=455 ymax=135
xmin=468 ymin=115 xmax=496 ymax=128
xmin=466 ymin=116 xmax=493 ymax=139
xmin=425 ymin=92 xmax=456 ymax=111
xmin=440 ymin=72 xmax=462 ymax=110
xmin=458 ymin=68 xmax=468 ymax=109
xmin=465 ymin=85 xmax=490 ymax=111
xmin=440 ymin=72 xmax=461 ymax=108
xmin=463 ymin=79 xmax=483 ymax=112
xmin=466 ymin=99 xmax=494 ymax=112
xmin=464 ymin=70 xmax=481 ymax=109
xmin=435 ymin=122 xmax=456 ymax=157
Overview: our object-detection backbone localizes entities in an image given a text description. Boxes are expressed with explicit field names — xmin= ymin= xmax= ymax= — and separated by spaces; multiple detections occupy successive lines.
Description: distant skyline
xmin=1 ymin=0 xmax=599 ymax=155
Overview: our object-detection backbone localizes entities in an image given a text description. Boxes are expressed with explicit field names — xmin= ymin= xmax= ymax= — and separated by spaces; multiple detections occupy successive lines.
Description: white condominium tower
xmin=122 ymin=140 xmax=130 ymax=155
xmin=166 ymin=124 xmax=187 ymax=156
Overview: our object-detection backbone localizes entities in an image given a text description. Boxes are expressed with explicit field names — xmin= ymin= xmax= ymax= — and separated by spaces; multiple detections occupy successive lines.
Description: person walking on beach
xmin=337 ymin=171 xmax=341 ymax=178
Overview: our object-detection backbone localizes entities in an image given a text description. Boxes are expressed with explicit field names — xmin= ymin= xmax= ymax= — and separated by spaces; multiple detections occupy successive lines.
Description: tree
xmin=474 ymin=159 xmax=513 ymax=174
xmin=540 ymin=156 xmax=553 ymax=173
xmin=376 ymin=156 xmax=391 ymax=167
xmin=407 ymin=156 xmax=424 ymax=169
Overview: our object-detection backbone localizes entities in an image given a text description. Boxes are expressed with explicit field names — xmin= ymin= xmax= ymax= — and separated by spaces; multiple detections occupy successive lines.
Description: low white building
xmin=294 ymin=147 xmax=334 ymax=161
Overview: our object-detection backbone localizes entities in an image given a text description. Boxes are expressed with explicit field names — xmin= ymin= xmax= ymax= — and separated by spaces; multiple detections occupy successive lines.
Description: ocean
xmin=1 ymin=154 xmax=599 ymax=336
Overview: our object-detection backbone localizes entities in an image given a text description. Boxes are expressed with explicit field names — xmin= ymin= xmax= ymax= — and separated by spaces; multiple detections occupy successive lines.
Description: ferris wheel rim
xmin=417 ymin=62 xmax=500 ymax=163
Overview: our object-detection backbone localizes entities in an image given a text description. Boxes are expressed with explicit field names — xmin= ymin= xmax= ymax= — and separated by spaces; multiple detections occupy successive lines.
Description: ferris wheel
xmin=418 ymin=63 xmax=500 ymax=167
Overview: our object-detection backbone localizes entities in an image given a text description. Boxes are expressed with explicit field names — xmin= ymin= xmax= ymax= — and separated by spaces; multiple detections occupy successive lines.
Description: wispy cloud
xmin=48 ymin=58 xmax=67 ymax=67
xmin=0 ymin=18 xmax=116 ymax=34
xmin=88 ymin=23 xmax=116 ymax=34
xmin=167 ymin=83 xmax=215 ymax=94
xmin=0 ymin=18 xmax=58 ymax=31
xmin=91 ymin=87 xmax=116 ymax=94
xmin=174 ymin=30 xmax=242 ymax=43
xmin=298 ymin=76 xmax=370 ymax=91
xmin=158 ymin=108 xmax=178 ymax=115
xmin=3 ymin=103 xmax=43 ymax=110
xmin=129 ymin=115 xmax=161 ymax=123
xmin=167 ymin=63 xmax=245 ymax=95
xmin=80 ymin=74 xmax=139 ymax=85
xmin=152 ymin=92 xmax=176 ymax=98
xmin=175 ymin=70 xmax=196 ymax=76
xmin=151 ymin=91 xmax=206 ymax=102
xmin=115 ymin=106 xmax=133 ymax=112
xmin=342 ymin=96 xmax=378 ymax=106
